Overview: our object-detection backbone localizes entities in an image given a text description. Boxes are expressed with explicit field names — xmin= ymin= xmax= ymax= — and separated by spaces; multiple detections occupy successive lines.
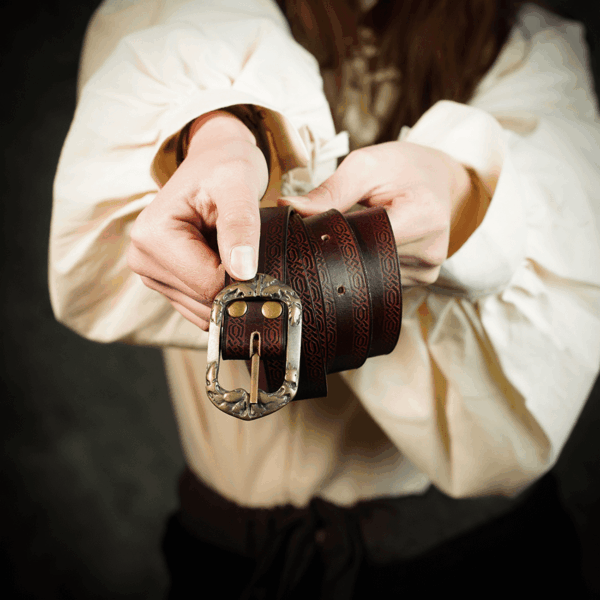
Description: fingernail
xmin=230 ymin=245 xmax=257 ymax=280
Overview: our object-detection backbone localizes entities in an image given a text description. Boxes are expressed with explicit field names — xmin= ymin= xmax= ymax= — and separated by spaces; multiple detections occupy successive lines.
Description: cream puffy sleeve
xmin=344 ymin=6 xmax=600 ymax=498
xmin=49 ymin=0 xmax=343 ymax=347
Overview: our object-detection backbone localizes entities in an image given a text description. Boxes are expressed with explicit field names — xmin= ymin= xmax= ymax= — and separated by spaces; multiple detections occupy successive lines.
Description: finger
xmin=139 ymin=275 xmax=213 ymax=324
xmin=169 ymin=299 xmax=210 ymax=332
xmin=399 ymin=264 xmax=442 ymax=287
xmin=129 ymin=243 xmax=221 ymax=305
xmin=131 ymin=206 xmax=228 ymax=301
xmin=214 ymin=191 xmax=261 ymax=281
xmin=278 ymin=150 xmax=374 ymax=216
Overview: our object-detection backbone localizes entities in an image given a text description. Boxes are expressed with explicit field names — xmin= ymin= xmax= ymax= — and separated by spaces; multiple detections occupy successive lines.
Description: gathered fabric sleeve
xmin=343 ymin=7 xmax=600 ymax=498
xmin=49 ymin=0 xmax=345 ymax=347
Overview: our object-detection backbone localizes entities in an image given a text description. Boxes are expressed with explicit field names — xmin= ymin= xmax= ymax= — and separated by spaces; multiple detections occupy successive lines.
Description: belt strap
xmin=206 ymin=206 xmax=402 ymax=420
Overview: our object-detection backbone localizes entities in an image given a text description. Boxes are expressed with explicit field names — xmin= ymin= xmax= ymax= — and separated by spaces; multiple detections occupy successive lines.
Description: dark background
xmin=1 ymin=1 xmax=599 ymax=598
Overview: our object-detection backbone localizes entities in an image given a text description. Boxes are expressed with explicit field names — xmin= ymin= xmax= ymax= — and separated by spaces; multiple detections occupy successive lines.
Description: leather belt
xmin=206 ymin=206 xmax=402 ymax=420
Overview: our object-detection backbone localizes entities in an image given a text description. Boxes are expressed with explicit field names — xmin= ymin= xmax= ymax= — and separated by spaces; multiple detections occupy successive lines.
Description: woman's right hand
xmin=127 ymin=111 xmax=269 ymax=331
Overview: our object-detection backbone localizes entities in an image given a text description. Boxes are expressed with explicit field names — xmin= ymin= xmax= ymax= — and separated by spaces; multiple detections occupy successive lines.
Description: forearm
xmin=50 ymin=0 xmax=332 ymax=348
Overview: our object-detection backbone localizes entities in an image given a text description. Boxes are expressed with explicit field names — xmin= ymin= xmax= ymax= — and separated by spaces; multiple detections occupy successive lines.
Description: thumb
xmin=278 ymin=156 xmax=366 ymax=216
xmin=216 ymin=195 xmax=261 ymax=281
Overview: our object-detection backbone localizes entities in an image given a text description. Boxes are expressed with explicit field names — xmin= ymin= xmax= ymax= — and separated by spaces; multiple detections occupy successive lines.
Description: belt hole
xmin=321 ymin=234 xmax=330 ymax=242
xmin=337 ymin=285 xmax=345 ymax=295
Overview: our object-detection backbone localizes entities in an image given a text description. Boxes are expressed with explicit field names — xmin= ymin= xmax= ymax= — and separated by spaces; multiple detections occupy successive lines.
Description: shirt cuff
xmin=402 ymin=100 xmax=527 ymax=297
xmin=150 ymin=89 xmax=312 ymax=187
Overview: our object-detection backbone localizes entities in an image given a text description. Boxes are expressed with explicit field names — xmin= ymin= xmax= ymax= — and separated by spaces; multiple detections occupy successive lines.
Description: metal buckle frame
xmin=206 ymin=273 xmax=302 ymax=421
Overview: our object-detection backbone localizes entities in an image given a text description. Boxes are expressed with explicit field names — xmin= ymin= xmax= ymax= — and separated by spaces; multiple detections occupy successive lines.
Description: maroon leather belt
xmin=206 ymin=206 xmax=402 ymax=420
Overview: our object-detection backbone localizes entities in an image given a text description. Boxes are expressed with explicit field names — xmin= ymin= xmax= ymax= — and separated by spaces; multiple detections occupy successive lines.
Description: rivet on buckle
xmin=205 ymin=274 xmax=302 ymax=421
xmin=262 ymin=301 xmax=283 ymax=319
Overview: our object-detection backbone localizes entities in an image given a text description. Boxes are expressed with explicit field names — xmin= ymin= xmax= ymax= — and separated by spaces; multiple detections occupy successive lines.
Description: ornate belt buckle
xmin=206 ymin=273 xmax=302 ymax=421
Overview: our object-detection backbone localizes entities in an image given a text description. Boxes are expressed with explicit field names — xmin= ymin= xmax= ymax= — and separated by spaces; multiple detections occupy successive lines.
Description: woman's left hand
xmin=279 ymin=141 xmax=487 ymax=287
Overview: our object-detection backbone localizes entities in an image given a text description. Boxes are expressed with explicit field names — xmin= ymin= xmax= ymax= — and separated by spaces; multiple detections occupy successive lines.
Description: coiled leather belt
xmin=206 ymin=206 xmax=402 ymax=420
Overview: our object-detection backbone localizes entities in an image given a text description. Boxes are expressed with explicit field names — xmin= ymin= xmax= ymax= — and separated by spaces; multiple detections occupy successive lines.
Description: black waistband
xmin=170 ymin=469 xmax=583 ymax=599
xmin=177 ymin=466 xmax=542 ymax=564
xmin=177 ymin=467 xmax=365 ymax=599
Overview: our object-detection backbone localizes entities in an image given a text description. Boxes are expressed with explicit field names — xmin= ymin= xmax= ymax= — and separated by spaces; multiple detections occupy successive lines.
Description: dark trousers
xmin=162 ymin=471 xmax=588 ymax=600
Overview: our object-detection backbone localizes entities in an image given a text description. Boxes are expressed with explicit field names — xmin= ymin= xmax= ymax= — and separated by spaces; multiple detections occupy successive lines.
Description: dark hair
xmin=277 ymin=0 xmax=524 ymax=142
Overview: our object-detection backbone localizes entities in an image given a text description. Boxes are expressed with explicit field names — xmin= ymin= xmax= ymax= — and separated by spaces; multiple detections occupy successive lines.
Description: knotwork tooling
xmin=207 ymin=206 xmax=402 ymax=420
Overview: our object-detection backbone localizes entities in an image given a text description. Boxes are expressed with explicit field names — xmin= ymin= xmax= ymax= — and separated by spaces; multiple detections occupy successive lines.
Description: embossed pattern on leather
xmin=221 ymin=206 xmax=402 ymax=401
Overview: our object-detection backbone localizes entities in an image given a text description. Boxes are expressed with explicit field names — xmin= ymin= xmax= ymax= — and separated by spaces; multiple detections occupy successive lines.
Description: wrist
xmin=186 ymin=111 xmax=258 ymax=157
xmin=178 ymin=112 xmax=269 ymax=200
xmin=178 ymin=106 xmax=271 ymax=177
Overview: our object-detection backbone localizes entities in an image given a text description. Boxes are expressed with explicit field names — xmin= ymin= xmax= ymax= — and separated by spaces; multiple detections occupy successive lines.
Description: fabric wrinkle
xmin=50 ymin=0 xmax=600 ymax=549
xmin=240 ymin=495 xmax=364 ymax=600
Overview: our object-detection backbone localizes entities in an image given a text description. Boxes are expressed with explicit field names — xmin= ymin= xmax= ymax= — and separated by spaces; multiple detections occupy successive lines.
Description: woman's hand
xmin=127 ymin=111 xmax=268 ymax=331
xmin=279 ymin=141 xmax=487 ymax=287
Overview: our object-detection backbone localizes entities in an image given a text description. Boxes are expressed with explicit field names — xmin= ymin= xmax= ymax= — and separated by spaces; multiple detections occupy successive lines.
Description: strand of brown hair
xmin=277 ymin=0 xmax=527 ymax=142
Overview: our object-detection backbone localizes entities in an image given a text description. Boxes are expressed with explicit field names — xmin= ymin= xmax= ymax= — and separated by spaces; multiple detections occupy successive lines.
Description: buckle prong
xmin=249 ymin=332 xmax=261 ymax=405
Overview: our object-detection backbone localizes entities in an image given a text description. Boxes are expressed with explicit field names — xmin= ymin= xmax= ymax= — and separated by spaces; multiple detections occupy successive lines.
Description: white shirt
xmin=49 ymin=0 xmax=600 ymax=508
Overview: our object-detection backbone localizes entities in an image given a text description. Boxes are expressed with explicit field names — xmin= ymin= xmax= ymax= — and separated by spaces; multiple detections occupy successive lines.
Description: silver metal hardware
xmin=206 ymin=274 xmax=302 ymax=421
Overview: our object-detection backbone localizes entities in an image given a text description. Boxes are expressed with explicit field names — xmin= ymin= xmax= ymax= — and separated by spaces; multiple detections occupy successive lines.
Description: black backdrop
xmin=1 ymin=1 xmax=599 ymax=598
xmin=1 ymin=3 xmax=183 ymax=598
